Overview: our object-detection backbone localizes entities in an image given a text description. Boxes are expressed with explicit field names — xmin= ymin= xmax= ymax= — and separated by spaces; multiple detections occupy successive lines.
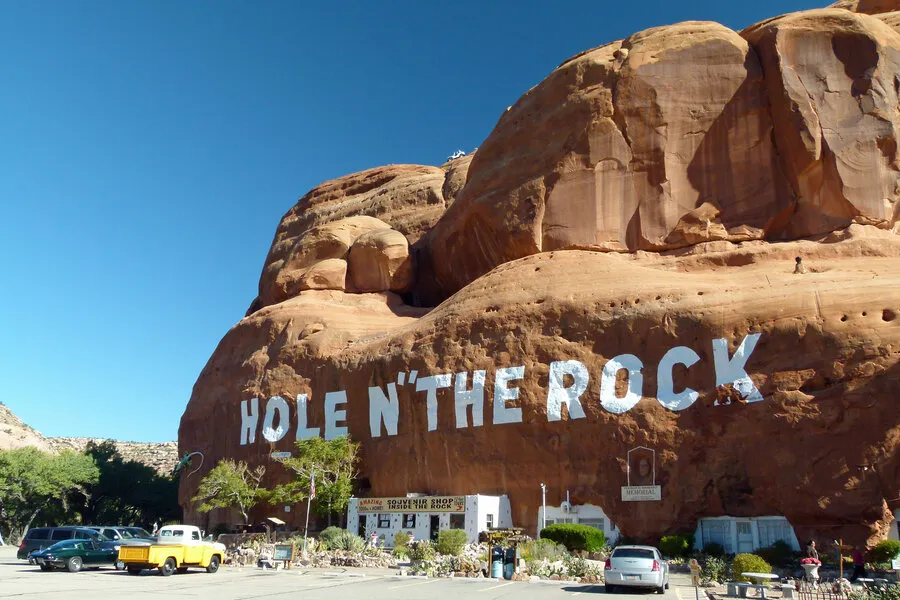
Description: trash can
xmin=503 ymin=547 xmax=517 ymax=580
xmin=491 ymin=546 xmax=503 ymax=578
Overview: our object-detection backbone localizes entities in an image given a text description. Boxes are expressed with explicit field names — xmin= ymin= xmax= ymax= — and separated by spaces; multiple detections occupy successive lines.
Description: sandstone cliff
xmin=180 ymin=1 xmax=900 ymax=546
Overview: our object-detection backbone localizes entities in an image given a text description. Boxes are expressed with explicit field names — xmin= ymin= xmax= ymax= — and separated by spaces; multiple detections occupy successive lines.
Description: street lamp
xmin=540 ymin=482 xmax=547 ymax=538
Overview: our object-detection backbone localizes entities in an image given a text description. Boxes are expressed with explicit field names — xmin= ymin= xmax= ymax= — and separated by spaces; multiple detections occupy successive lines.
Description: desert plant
xmin=332 ymin=530 xmax=365 ymax=552
xmin=703 ymin=541 xmax=727 ymax=557
xmin=540 ymin=523 xmax=606 ymax=553
xmin=732 ymin=553 xmax=772 ymax=582
xmin=870 ymin=541 xmax=900 ymax=563
xmin=394 ymin=530 xmax=411 ymax=548
xmin=700 ymin=554 xmax=728 ymax=584
xmin=660 ymin=533 xmax=694 ymax=558
xmin=392 ymin=545 xmax=410 ymax=559
xmin=408 ymin=540 xmax=437 ymax=562
xmin=317 ymin=526 xmax=345 ymax=550
xmin=436 ymin=529 xmax=468 ymax=556
xmin=520 ymin=538 xmax=569 ymax=563
xmin=564 ymin=553 xmax=602 ymax=578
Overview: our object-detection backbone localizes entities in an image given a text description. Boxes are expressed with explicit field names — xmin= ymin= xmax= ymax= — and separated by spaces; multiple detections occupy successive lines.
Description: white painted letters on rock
xmin=712 ymin=333 xmax=763 ymax=403
xmin=546 ymin=360 xmax=588 ymax=421
xmin=368 ymin=383 xmax=399 ymax=437
xmin=454 ymin=370 xmax=485 ymax=429
xmin=493 ymin=366 xmax=525 ymax=425
xmin=656 ymin=346 xmax=702 ymax=411
xmin=599 ymin=354 xmax=644 ymax=415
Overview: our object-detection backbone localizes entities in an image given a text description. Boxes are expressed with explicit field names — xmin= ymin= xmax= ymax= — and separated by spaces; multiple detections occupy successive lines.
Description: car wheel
xmin=115 ymin=561 xmax=125 ymax=571
xmin=39 ymin=564 xmax=51 ymax=572
xmin=665 ymin=582 xmax=670 ymax=590
xmin=160 ymin=558 xmax=176 ymax=577
xmin=657 ymin=584 xmax=666 ymax=594
xmin=206 ymin=555 xmax=220 ymax=573
xmin=127 ymin=567 xmax=142 ymax=575
xmin=66 ymin=556 xmax=83 ymax=573
xmin=606 ymin=584 xmax=617 ymax=593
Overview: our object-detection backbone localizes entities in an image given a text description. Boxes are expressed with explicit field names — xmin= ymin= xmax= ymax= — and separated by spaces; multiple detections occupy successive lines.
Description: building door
xmin=736 ymin=520 xmax=754 ymax=553
xmin=357 ymin=516 xmax=366 ymax=538
xmin=429 ymin=515 xmax=440 ymax=541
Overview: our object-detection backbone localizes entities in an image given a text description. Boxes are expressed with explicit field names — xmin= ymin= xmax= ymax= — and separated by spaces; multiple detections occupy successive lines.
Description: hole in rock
xmin=884 ymin=309 xmax=897 ymax=322
xmin=862 ymin=311 xmax=867 ymax=317
xmin=841 ymin=315 xmax=848 ymax=322
xmin=697 ymin=291 xmax=704 ymax=296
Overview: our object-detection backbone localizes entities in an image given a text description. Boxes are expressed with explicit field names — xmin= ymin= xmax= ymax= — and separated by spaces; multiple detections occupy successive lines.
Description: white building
xmin=347 ymin=494 xmax=513 ymax=548
xmin=694 ymin=516 xmax=800 ymax=554
xmin=538 ymin=503 xmax=621 ymax=545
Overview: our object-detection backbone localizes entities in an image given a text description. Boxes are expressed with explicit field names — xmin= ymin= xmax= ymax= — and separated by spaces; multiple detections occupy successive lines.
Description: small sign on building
xmin=271 ymin=451 xmax=291 ymax=460
xmin=621 ymin=485 xmax=662 ymax=501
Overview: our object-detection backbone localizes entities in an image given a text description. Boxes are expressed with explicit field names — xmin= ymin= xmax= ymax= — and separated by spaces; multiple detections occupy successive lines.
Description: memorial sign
xmin=621 ymin=485 xmax=662 ymax=501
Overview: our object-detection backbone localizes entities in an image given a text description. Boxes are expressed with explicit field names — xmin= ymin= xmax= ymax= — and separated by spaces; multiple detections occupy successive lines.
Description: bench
xmin=751 ymin=584 xmax=769 ymax=599
xmin=781 ymin=585 xmax=795 ymax=599
xmin=732 ymin=582 xmax=751 ymax=597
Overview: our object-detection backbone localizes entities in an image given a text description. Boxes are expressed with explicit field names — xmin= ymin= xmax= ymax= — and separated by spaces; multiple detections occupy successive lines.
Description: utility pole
xmin=540 ymin=482 xmax=547 ymax=537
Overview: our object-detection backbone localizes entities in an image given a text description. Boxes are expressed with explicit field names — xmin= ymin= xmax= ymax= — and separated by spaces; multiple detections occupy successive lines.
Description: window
xmin=486 ymin=514 xmax=494 ymax=529
xmin=74 ymin=530 xmax=92 ymax=540
xmin=449 ymin=513 xmax=465 ymax=529
xmin=737 ymin=522 xmax=751 ymax=535
xmin=758 ymin=518 xmax=794 ymax=548
xmin=545 ymin=519 xmax=555 ymax=527
xmin=612 ymin=548 xmax=655 ymax=559
xmin=192 ymin=530 xmax=201 ymax=541
xmin=403 ymin=514 xmax=416 ymax=528
xmin=378 ymin=514 xmax=391 ymax=528
xmin=579 ymin=518 xmax=605 ymax=531
xmin=701 ymin=520 xmax=732 ymax=554
xmin=26 ymin=528 xmax=49 ymax=540
xmin=51 ymin=529 xmax=74 ymax=541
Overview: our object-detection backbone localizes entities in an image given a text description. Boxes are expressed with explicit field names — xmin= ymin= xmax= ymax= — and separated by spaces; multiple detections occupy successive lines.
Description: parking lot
xmin=0 ymin=546 xmax=696 ymax=600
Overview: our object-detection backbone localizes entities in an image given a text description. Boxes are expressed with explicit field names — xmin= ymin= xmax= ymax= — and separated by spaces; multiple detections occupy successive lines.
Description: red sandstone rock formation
xmin=180 ymin=3 xmax=900 ymax=547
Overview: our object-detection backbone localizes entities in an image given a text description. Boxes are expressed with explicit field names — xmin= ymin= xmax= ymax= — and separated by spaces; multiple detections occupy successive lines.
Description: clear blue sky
xmin=0 ymin=0 xmax=824 ymax=443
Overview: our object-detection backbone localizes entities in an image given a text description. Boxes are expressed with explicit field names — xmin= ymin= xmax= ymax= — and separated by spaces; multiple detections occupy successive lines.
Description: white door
xmin=736 ymin=520 xmax=753 ymax=553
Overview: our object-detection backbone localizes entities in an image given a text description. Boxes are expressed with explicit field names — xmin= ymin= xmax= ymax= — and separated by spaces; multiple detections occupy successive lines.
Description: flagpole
xmin=303 ymin=471 xmax=314 ymax=554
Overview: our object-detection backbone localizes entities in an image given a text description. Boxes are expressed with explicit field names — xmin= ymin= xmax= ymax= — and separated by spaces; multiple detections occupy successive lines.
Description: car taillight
xmin=605 ymin=558 xmax=612 ymax=570
xmin=652 ymin=560 xmax=660 ymax=572
xmin=18 ymin=541 xmax=24 ymax=550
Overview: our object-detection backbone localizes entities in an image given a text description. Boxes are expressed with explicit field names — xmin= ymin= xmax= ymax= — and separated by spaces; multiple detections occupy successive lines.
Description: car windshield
xmin=613 ymin=548 xmax=656 ymax=559
xmin=160 ymin=529 xmax=183 ymax=538
xmin=126 ymin=528 xmax=153 ymax=538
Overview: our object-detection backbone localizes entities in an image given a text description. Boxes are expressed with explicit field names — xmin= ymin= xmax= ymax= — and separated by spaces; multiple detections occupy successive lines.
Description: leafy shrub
xmin=436 ymin=529 xmax=468 ymax=556
xmin=564 ymin=553 xmax=603 ymax=578
xmin=871 ymin=541 xmax=900 ymax=563
xmin=212 ymin=522 xmax=230 ymax=538
xmin=756 ymin=540 xmax=797 ymax=568
xmin=394 ymin=531 xmax=411 ymax=548
xmin=318 ymin=526 xmax=345 ymax=550
xmin=703 ymin=542 xmax=727 ymax=557
xmin=700 ymin=554 xmax=728 ymax=584
xmin=392 ymin=545 xmax=409 ymax=559
xmin=331 ymin=531 xmax=365 ymax=552
xmin=660 ymin=533 xmax=694 ymax=558
xmin=540 ymin=524 xmax=606 ymax=553
xmin=409 ymin=540 xmax=436 ymax=562
xmin=732 ymin=554 xmax=772 ymax=582
xmin=521 ymin=539 xmax=569 ymax=563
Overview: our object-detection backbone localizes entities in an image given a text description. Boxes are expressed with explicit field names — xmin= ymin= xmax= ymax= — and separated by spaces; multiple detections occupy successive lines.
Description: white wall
xmin=347 ymin=495 xmax=511 ymax=548
xmin=694 ymin=516 xmax=800 ymax=553
xmin=538 ymin=503 xmax=619 ymax=544
xmin=890 ymin=510 xmax=899 ymax=541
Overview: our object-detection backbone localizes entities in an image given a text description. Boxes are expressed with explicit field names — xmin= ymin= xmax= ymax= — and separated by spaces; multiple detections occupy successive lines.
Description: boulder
xmin=348 ymin=229 xmax=414 ymax=293
xmin=742 ymin=9 xmax=900 ymax=239
xmin=830 ymin=0 xmax=900 ymax=14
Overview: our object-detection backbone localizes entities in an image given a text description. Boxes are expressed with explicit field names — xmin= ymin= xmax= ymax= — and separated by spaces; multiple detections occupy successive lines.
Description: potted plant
xmin=800 ymin=557 xmax=821 ymax=585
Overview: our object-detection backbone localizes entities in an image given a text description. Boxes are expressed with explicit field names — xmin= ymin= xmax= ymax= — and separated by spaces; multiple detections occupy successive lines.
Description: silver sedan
xmin=604 ymin=545 xmax=670 ymax=594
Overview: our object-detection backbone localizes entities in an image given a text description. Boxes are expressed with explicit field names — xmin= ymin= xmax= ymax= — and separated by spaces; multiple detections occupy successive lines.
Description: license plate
xmin=626 ymin=575 xmax=639 ymax=581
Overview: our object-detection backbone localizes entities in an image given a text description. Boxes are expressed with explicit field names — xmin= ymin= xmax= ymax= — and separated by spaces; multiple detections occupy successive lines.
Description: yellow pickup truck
xmin=118 ymin=525 xmax=225 ymax=576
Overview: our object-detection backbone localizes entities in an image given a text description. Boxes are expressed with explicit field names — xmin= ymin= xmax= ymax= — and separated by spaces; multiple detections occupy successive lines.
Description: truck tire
xmin=66 ymin=556 xmax=83 ymax=573
xmin=160 ymin=558 xmax=176 ymax=577
xmin=206 ymin=555 xmax=220 ymax=573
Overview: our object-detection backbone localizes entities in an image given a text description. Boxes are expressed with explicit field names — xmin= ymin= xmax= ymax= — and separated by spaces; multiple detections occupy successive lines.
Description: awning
xmin=266 ymin=517 xmax=286 ymax=526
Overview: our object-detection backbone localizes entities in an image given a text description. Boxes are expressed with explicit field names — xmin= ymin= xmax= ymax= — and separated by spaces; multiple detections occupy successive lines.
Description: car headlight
xmin=114 ymin=545 xmax=121 ymax=550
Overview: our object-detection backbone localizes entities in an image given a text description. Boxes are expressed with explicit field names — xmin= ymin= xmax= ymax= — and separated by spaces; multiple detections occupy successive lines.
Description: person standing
xmin=807 ymin=540 xmax=819 ymax=560
xmin=850 ymin=547 xmax=867 ymax=582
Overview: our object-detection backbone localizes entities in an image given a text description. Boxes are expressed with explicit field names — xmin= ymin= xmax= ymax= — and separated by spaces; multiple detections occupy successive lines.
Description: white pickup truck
xmin=118 ymin=525 xmax=226 ymax=576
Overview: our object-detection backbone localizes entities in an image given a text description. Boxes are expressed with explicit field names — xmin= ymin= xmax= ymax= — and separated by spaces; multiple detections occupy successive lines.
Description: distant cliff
xmin=0 ymin=403 xmax=177 ymax=475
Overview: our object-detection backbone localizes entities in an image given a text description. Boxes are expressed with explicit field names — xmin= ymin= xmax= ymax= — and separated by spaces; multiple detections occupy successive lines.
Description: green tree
xmin=271 ymin=436 xmax=359 ymax=524
xmin=0 ymin=447 xmax=99 ymax=542
xmin=192 ymin=459 xmax=267 ymax=525
xmin=75 ymin=441 xmax=179 ymax=527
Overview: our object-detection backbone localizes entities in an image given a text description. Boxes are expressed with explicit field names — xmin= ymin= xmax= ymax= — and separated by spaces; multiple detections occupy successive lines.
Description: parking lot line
xmin=479 ymin=581 xmax=515 ymax=592
xmin=389 ymin=578 xmax=439 ymax=590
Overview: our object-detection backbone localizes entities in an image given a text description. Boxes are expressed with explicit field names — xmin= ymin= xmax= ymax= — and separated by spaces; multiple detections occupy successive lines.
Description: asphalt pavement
xmin=0 ymin=545 xmax=700 ymax=600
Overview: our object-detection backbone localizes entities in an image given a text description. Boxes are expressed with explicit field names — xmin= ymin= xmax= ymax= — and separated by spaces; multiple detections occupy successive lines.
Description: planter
xmin=802 ymin=564 xmax=820 ymax=584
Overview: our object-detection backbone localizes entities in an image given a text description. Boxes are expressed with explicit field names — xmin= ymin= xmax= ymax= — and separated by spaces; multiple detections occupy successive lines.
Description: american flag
xmin=309 ymin=472 xmax=316 ymax=500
